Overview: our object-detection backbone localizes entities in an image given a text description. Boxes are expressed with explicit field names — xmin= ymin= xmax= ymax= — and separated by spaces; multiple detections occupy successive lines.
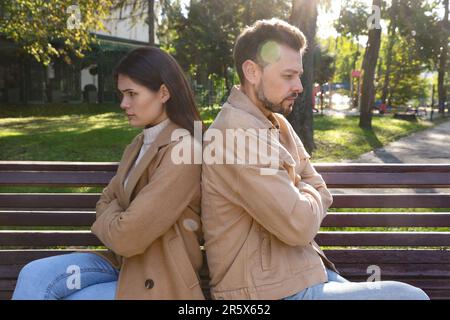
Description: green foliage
xmin=334 ymin=0 xmax=370 ymax=39
xmin=376 ymin=36 xmax=428 ymax=106
xmin=320 ymin=36 xmax=364 ymax=83
xmin=0 ymin=0 xmax=113 ymax=65
xmin=327 ymin=0 xmax=447 ymax=106
xmin=314 ymin=45 xmax=336 ymax=85
xmin=395 ymin=0 xmax=445 ymax=70
xmin=157 ymin=0 xmax=291 ymax=87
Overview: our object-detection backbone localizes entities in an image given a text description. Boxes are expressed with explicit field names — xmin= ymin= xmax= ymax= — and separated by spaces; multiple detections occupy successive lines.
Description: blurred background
xmin=0 ymin=0 xmax=448 ymax=162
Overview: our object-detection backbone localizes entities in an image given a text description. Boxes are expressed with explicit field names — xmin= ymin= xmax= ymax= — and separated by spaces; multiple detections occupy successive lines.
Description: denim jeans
xmin=282 ymin=269 xmax=430 ymax=300
xmin=12 ymin=252 xmax=119 ymax=300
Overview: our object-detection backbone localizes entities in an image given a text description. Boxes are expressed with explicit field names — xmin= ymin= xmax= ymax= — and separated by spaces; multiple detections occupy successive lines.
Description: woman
xmin=12 ymin=47 xmax=205 ymax=300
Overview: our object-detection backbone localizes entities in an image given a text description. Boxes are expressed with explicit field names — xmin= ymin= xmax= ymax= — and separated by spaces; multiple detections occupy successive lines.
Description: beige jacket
xmin=201 ymin=86 xmax=338 ymax=300
xmin=90 ymin=121 xmax=205 ymax=300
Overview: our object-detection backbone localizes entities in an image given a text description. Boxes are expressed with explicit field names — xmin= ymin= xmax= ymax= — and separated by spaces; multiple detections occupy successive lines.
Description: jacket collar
xmin=143 ymin=118 xmax=170 ymax=145
xmin=118 ymin=120 xmax=191 ymax=205
xmin=226 ymin=86 xmax=280 ymax=130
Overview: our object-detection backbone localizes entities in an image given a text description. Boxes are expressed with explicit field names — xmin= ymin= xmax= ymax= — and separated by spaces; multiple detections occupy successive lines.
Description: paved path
xmin=333 ymin=119 xmax=450 ymax=195
xmin=349 ymin=119 xmax=450 ymax=164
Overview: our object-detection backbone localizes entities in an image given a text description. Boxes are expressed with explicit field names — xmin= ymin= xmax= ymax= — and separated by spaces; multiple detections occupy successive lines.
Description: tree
xmin=438 ymin=0 xmax=449 ymax=114
xmin=159 ymin=0 xmax=291 ymax=92
xmin=379 ymin=35 xmax=427 ymax=106
xmin=335 ymin=0 xmax=369 ymax=42
xmin=335 ymin=0 xmax=370 ymax=76
xmin=380 ymin=0 xmax=398 ymax=104
xmin=0 ymin=0 xmax=113 ymax=65
xmin=359 ymin=0 xmax=382 ymax=130
xmin=394 ymin=0 xmax=448 ymax=113
xmin=314 ymin=46 xmax=335 ymax=86
xmin=167 ymin=0 xmax=242 ymax=91
xmin=320 ymin=36 xmax=364 ymax=84
xmin=288 ymin=0 xmax=319 ymax=154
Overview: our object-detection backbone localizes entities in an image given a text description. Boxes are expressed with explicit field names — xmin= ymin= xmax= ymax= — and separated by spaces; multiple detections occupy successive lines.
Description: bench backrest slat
xmin=2 ymin=211 xmax=449 ymax=228
xmin=2 ymin=193 xmax=448 ymax=209
xmin=1 ymin=231 xmax=450 ymax=247
xmin=332 ymin=194 xmax=450 ymax=208
xmin=1 ymin=163 xmax=450 ymax=188
xmin=0 ymin=171 xmax=114 ymax=187
xmin=322 ymin=172 xmax=450 ymax=188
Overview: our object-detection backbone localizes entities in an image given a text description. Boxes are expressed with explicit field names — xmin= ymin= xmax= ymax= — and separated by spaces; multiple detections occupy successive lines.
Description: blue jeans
xmin=12 ymin=252 xmax=119 ymax=300
xmin=283 ymin=269 xmax=430 ymax=300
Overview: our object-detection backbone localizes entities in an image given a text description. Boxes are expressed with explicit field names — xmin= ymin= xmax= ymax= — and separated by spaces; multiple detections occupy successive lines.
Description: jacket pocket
xmin=261 ymin=232 xmax=272 ymax=271
xmin=288 ymin=245 xmax=315 ymax=274
xmin=168 ymin=236 xmax=200 ymax=289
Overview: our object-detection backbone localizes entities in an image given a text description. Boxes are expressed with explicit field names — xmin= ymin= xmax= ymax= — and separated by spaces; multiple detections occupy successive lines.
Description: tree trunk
xmin=359 ymin=0 xmax=382 ymax=130
xmin=438 ymin=0 xmax=448 ymax=114
xmin=148 ymin=0 xmax=155 ymax=45
xmin=351 ymin=40 xmax=361 ymax=109
xmin=381 ymin=0 xmax=398 ymax=104
xmin=287 ymin=0 xmax=318 ymax=154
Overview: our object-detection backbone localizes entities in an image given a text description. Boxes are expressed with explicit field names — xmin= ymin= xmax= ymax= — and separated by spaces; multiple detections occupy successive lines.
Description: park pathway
xmin=349 ymin=119 xmax=450 ymax=164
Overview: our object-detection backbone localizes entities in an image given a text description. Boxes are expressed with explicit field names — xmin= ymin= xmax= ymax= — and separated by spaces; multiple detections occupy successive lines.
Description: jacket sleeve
xmin=95 ymin=175 xmax=119 ymax=219
xmin=95 ymin=140 xmax=137 ymax=219
xmin=91 ymin=143 xmax=201 ymax=258
xmin=216 ymin=162 xmax=327 ymax=247
xmin=289 ymin=121 xmax=333 ymax=213
xmin=297 ymin=159 xmax=333 ymax=214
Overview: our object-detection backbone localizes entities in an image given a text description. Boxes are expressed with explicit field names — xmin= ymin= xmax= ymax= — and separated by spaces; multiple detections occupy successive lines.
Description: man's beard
xmin=256 ymin=83 xmax=298 ymax=116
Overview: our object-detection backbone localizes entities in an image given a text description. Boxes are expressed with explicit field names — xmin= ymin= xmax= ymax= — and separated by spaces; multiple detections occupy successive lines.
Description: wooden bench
xmin=392 ymin=106 xmax=428 ymax=121
xmin=1 ymin=161 xmax=449 ymax=300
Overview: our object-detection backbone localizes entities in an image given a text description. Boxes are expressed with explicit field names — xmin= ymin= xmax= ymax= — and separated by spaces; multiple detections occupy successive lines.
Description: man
xmin=201 ymin=18 xmax=429 ymax=300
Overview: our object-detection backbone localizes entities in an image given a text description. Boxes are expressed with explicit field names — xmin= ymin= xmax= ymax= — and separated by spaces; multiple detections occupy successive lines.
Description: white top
xmin=124 ymin=118 xmax=170 ymax=188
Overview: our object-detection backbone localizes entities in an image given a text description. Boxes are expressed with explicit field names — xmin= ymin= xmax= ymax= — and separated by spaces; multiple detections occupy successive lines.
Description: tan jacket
xmin=201 ymin=86 xmax=338 ymax=300
xmin=90 ymin=121 xmax=205 ymax=300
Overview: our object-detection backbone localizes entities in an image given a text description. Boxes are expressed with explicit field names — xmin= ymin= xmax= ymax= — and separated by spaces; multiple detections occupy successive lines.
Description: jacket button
xmin=145 ymin=279 xmax=154 ymax=289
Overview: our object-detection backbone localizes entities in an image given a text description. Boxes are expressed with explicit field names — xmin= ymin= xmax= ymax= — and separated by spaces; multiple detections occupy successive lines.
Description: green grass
xmin=0 ymin=103 xmax=139 ymax=161
xmin=0 ymin=186 xmax=102 ymax=193
xmin=1 ymin=103 xmax=444 ymax=163
xmin=312 ymin=114 xmax=444 ymax=162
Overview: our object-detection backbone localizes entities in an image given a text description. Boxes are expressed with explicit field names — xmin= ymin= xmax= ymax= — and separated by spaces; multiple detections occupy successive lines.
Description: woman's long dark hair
xmin=114 ymin=46 xmax=203 ymax=135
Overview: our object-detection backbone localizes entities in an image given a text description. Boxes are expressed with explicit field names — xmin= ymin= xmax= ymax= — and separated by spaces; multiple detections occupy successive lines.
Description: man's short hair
xmin=233 ymin=18 xmax=307 ymax=84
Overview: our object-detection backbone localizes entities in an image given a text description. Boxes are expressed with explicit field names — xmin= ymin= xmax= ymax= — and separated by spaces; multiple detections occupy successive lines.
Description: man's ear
xmin=159 ymin=84 xmax=171 ymax=103
xmin=242 ymin=60 xmax=261 ymax=85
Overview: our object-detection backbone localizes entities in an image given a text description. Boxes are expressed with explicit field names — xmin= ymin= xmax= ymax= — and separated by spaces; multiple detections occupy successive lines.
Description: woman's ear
xmin=159 ymin=84 xmax=171 ymax=103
